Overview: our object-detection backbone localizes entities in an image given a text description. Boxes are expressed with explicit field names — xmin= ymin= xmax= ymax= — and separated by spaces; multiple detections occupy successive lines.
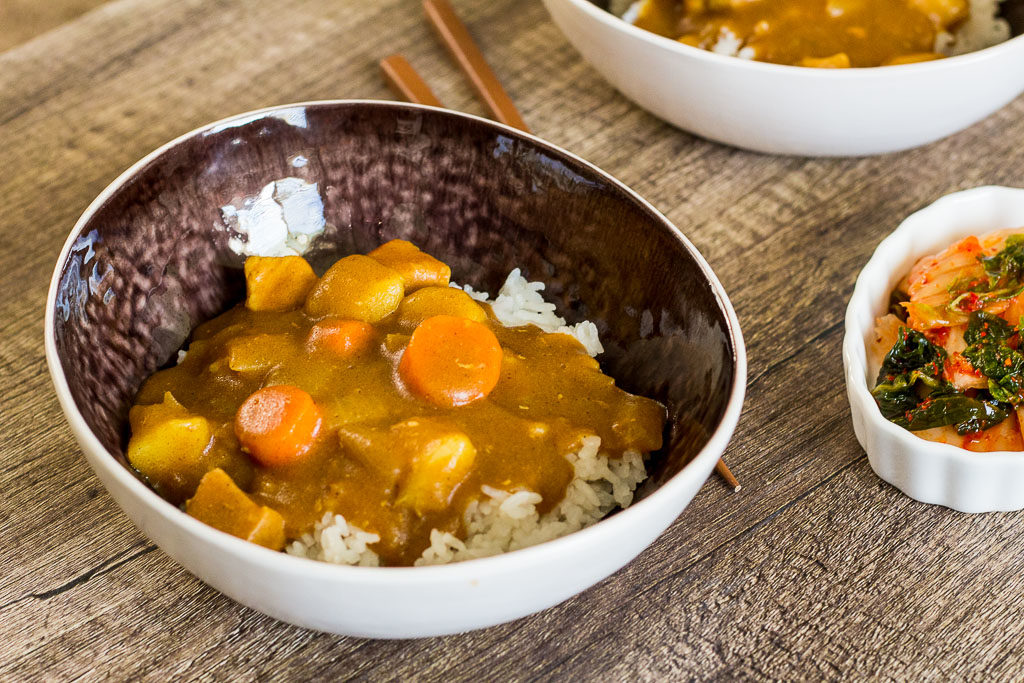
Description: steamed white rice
xmin=452 ymin=269 xmax=604 ymax=356
xmin=939 ymin=0 xmax=1011 ymax=56
xmin=286 ymin=270 xmax=646 ymax=567
xmin=618 ymin=0 xmax=1011 ymax=59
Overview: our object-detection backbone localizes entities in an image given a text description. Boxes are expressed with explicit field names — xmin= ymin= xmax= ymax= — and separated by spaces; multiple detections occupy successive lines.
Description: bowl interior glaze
xmin=51 ymin=101 xmax=739 ymax=498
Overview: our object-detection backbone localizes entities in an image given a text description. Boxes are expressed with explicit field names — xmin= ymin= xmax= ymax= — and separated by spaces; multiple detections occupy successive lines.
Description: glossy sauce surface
xmin=631 ymin=0 xmax=968 ymax=67
xmin=133 ymin=276 xmax=665 ymax=565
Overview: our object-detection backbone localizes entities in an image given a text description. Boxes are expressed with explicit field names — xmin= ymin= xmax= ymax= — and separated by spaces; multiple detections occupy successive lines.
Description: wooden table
xmin=3 ymin=0 xmax=1023 ymax=678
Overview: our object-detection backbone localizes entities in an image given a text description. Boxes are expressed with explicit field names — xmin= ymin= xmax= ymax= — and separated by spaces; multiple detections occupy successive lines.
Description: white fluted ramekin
xmin=844 ymin=186 xmax=1024 ymax=512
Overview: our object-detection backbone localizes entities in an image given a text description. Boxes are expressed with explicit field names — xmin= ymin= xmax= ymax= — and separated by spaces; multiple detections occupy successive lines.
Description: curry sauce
xmin=630 ymin=0 xmax=969 ymax=67
xmin=127 ymin=242 xmax=665 ymax=566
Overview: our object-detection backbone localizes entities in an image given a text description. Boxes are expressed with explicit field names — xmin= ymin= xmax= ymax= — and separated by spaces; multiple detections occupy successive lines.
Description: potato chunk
xmin=883 ymin=53 xmax=944 ymax=66
xmin=127 ymin=392 xmax=212 ymax=499
xmin=304 ymin=254 xmax=404 ymax=322
xmin=337 ymin=424 xmax=407 ymax=488
xmin=367 ymin=240 xmax=451 ymax=291
xmin=338 ymin=418 xmax=476 ymax=514
xmin=224 ymin=333 xmax=298 ymax=376
xmin=799 ymin=53 xmax=851 ymax=68
xmin=392 ymin=419 xmax=477 ymax=515
xmin=326 ymin=390 xmax=395 ymax=428
xmin=908 ymin=0 xmax=968 ymax=27
xmin=186 ymin=468 xmax=285 ymax=550
xmin=244 ymin=256 xmax=317 ymax=312
xmin=396 ymin=286 xmax=487 ymax=329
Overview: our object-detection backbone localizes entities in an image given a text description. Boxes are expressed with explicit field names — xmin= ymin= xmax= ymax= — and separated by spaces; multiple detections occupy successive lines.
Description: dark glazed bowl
xmin=45 ymin=101 xmax=745 ymax=637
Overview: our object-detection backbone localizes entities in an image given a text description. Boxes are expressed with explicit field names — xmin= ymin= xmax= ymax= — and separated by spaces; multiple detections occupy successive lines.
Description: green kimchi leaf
xmin=893 ymin=393 xmax=1009 ymax=435
xmin=980 ymin=234 xmax=1024 ymax=289
xmin=871 ymin=323 xmax=1012 ymax=434
xmin=876 ymin=328 xmax=946 ymax=384
xmin=962 ymin=312 xmax=1024 ymax=405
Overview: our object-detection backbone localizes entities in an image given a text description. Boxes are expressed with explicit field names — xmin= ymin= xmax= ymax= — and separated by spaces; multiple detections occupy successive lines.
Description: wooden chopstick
xmin=380 ymin=54 xmax=443 ymax=108
xmin=379 ymin=29 xmax=741 ymax=496
xmin=715 ymin=459 xmax=741 ymax=492
xmin=422 ymin=0 xmax=531 ymax=133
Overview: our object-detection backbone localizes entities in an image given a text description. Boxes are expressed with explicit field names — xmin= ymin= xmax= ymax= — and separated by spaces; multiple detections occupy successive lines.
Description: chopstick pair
xmin=379 ymin=0 xmax=741 ymax=493
xmin=381 ymin=0 xmax=529 ymax=132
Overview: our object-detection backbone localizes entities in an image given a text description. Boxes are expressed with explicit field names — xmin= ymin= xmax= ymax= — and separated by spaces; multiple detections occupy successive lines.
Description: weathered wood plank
xmin=0 ymin=0 xmax=111 ymax=52
xmin=2 ymin=0 xmax=1023 ymax=679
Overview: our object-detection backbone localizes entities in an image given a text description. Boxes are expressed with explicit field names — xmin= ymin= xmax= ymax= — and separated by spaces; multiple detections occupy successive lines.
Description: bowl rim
xmin=844 ymin=185 xmax=1024 ymax=468
xmin=559 ymin=0 xmax=1024 ymax=76
xmin=44 ymin=99 xmax=748 ymax=579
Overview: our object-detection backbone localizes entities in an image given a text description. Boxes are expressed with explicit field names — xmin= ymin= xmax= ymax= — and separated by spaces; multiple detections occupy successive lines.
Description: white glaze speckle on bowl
xmin=844 ymin=186 xmax=1024 ymax=512
xmin=542 ymin=0 xmax=1024 ymax=156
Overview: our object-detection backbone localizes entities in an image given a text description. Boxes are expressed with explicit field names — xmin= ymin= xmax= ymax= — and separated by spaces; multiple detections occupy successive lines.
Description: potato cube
xmin=634 ymin=0 xmax=680 ymax=37
xmin=225 ymin=333 xmax=298 ymax=375
xmin=799 ymin=53 xmax=851 ymax=68
xmin=326 ymin=390 xmax=395 ymax=428
xmin=392 ymin=419 xmax=477 ymax=515
xmin=908 ymin=0 xmax=967 ymax=26
xmin=883 ymin=53 xmax=944 ymax=66
xmin=338 ymin=418 xmax=477 ymax=511
xmin=338 ymin=425 xmax=406 ymax=488
xmin=367 ymin=240 xmax=451 ymax=291
xmin=244 ymin=256 xmax=317 ymax=312
xmin=127 ymin=392 xmax=212 ymax=496
xmin=185 ymin=468 xmax=285 ymax=550
xmin=396 ymin=286 xmax=487 ymax=329
xmin=304 ymin=255 xmax=405 ymax=322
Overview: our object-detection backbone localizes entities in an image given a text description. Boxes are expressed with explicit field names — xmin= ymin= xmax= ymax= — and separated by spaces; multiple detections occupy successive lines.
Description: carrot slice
xmin=307 ymin=319 xmax=376 ymax=357
xmin=399 ymin=315 xmax=502 ymax=407
xmin=235 ymin=385 xmax=322 ymax=467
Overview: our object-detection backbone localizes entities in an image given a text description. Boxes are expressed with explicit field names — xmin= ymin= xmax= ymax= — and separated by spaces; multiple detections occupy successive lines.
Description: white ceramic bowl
xmin=44 ymin=101 xmax=746 ymax=638
xmin=541 ymin=0 xmax=1024 ymax=156
xmin=844 ymin=186 xmax=1024 ymax=513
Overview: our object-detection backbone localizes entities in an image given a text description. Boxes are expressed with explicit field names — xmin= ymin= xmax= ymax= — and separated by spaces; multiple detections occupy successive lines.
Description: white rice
xmin=415 ymin=437 xmax=645 ymax=566
xmin=711 ymin=27 xmax=745 ymax=57
xmin=287 ymin=513 xmax=382 ymax=567
xmin=286 ymin=271 xmax=647 ymax=566
xmin=939 ymin=0 xmax=1011 ymax=56
xmin=288 ymin=436 xmax=647 ymax=567
xmin=453 ymin=269 xmax=604 ymax=356
xmin=619 ymin=0 xmax=1011 ymax=59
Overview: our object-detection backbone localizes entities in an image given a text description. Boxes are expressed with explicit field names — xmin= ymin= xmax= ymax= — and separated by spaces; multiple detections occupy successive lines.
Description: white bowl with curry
xmin=45 ymin=101 xmax=746 ymax=637
xmin=542 ymin=0 xmax=1024 ymax=156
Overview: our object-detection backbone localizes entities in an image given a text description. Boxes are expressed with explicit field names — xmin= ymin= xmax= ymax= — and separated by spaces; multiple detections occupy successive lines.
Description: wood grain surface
xmin=2 ymin=0 xmax=1023 ymax=679
xmin=0 ymin=0 xmax=110 ymax=51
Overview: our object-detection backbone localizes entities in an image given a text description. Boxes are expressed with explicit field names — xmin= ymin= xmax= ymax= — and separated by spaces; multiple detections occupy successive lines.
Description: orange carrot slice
xmin=307 ymin=319 xmax=376 ymax=357
xmin=235 ymin=385 xmax=322 ymax=466
xmin=399 ymin=315 xmax=502 ymax=407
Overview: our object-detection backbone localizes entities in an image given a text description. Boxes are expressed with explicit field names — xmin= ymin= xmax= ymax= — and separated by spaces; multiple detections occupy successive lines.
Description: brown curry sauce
xmin=631 ymin=0 xmax=969 ymax=67
xmin=127 ymin=243 xmax=666 ymax=566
